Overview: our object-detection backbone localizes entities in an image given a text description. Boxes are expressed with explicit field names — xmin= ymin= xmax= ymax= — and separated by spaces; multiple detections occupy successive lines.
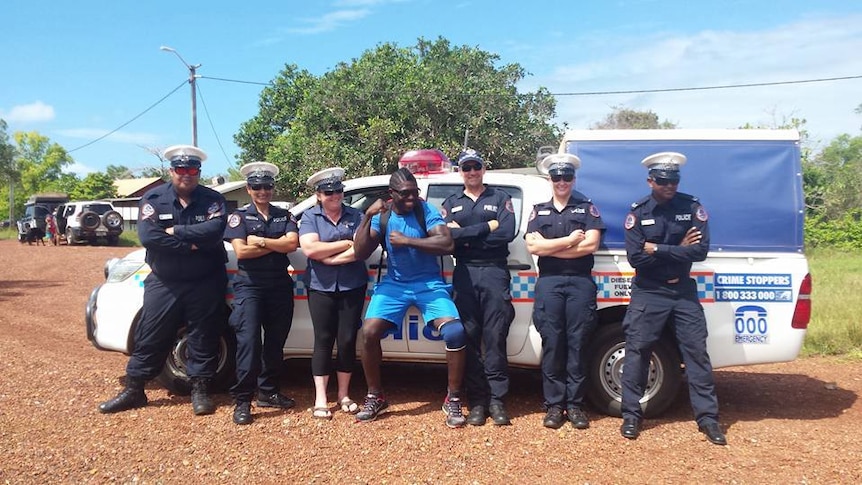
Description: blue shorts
xmin=364 ymin=277 xmax=459 ymax=329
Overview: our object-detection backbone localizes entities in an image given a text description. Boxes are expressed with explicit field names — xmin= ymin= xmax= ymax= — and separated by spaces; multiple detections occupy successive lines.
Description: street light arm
xmin=160 ymin=45 xmax=192 ymax=69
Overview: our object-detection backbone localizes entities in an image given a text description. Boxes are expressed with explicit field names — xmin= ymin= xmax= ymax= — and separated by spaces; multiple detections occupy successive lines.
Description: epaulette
xmin=675 ymin=192 xmax=699 ymax=202
xmin=630 ymin=195 xmax=651 ymax=210
xmin=570 ymin=190 xmax=591 ymax=203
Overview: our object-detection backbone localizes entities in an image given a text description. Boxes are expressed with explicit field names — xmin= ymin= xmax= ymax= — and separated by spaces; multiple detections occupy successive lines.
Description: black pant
xmin=126 ymin=271 xmax=227 ymax=380
xmin=454 ymin=263 xmax=515 ymax=407
xmin=308 ymin=287 xmax=366 ymax=376
xmin=228 ymin=274 xmax=294 ymax=401
xmin=531 ymin=274 xmax=597 ymax=409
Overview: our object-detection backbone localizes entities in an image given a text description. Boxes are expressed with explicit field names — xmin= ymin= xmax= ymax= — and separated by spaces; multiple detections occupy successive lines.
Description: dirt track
xmin=0 ymin=240 xmax=860 ymax=483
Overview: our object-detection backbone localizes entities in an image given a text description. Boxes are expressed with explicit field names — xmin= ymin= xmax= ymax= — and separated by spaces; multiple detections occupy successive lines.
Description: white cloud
xmin=287 ymin=9 xmax=371 ymax=34
xmin=525 ymin=14 xmax=862 ymax=144
xmin=1 ymin=101 xmax=55 ymax=123
xmin=55 ymin=128 xmax=160 ymax=146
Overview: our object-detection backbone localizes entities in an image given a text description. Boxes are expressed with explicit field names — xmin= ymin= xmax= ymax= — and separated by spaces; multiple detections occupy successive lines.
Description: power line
xmin=68 ymin=81 xmax=186 ymax=153
xmin=195 ymin=82 xmax=232 ymax=166
xmin=551 ymin=74 xmax=862 ymax=96
xmin=200 ymin=73 xmax=862 ymax=96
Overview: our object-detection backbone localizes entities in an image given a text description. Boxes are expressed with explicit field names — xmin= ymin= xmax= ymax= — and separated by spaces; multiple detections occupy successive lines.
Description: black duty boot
xmin=191 ymin=377 xmax=216 ymax=416
xmin=98 ymin=377 xmax=147 ymax=414
xmin=233 ymin=401 xmax=253 ymax=425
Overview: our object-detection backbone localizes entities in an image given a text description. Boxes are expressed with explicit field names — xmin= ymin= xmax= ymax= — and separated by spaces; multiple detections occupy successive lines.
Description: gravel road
xmin=0 ymin=240 xmax=859 ymax=484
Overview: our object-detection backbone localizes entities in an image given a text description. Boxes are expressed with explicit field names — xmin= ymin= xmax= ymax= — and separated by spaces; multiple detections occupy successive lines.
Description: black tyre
xmin=65 ymin=227 xmax=77 ymax=245
xmin=80 ymin=211 xmax=101 ymax=230
xmin=156 ymin=325 xmax=237 ymax=395
xmin=102 ymin=210 xmax=124 ymax=230
xmin=586 ymin=323 xmax=682 ymax=418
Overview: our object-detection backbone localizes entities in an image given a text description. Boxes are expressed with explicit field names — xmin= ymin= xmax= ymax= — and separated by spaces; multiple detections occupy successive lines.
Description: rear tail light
xmin=791 ymin=273 xmax=812 ymax=329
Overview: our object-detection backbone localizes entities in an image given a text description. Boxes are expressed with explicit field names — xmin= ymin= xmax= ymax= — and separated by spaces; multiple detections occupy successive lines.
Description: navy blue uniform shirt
xmin=526 ymin=191 xmax=606 ymax=276
xmin=138 ymin=183 xmax=228 ymax=281
xmin=624 ymin=192 xmax=710 ymax=282
xmin=224 ymin=204 xmax=298 ymax=275
xmin=299 ymin=204 xmax=367 ymax=292
xmin=442 ymin=186 xmax=516 ymax=261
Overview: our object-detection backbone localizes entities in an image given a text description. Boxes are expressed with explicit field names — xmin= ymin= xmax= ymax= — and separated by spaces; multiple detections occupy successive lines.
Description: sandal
xmin=312 ymin=406 xmax=332 ymax=420
xmin=339 ymin=397 xmax=359 ymax=414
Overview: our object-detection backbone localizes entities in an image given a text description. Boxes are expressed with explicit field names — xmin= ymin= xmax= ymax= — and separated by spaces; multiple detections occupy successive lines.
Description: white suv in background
xmin=55 ymin=200 xmax=124 ymax=246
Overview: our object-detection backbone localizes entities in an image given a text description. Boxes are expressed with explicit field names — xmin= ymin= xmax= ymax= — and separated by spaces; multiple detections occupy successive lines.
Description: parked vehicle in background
xmin=86 ymin=130 xmax=812 ymax=417
xmin=17 ymin=193 xmax=69 ymax=243
xmin=55 ymin=200 xmax=124 ymax=246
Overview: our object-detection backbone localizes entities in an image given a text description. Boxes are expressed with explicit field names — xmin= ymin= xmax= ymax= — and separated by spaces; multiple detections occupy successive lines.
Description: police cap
xmin=164 ymin=145 xmax=206 ymax=168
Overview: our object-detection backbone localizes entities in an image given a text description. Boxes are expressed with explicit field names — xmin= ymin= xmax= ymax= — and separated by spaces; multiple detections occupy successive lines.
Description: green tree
xmin=590 ymin=106 xmax=677 ymax=129
xmin=236 ymin=37 xmax=560 ymax=198
xmin=70 ymin=172 xmax=117 ymax=200
xmin=0 ymin=119 xmax=19 ymax=222
xmin=105 ymin=164 xmax=133 ymax=180
xmin=3 ymin=131 xmax=74 ymax=218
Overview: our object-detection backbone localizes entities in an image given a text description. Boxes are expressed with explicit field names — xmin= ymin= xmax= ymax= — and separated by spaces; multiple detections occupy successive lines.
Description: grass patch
xmin=118 ymin=230 xmax=140 ymax=247
xmin=0 ymin=227 xmax=19 ymax=240
xmin=802 ymin=248 xmax=862 ymax=358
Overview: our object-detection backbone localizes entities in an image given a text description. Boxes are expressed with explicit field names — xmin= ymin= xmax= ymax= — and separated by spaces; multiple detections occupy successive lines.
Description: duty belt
xmin=459 ymin=258 xmax=507 ymax=267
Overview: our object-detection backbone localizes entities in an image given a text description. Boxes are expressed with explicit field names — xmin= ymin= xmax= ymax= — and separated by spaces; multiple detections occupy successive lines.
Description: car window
xmin=343 ymin=186 xmax=389 ymax=213
xmin=425 ymin=184 xmax=524 ymax=233
xmin=84 ymin=204 xmax=113 ymax=215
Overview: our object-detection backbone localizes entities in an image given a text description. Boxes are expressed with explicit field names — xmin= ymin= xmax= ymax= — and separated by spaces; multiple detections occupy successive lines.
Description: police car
xmin=86 ymin=130 xmax=812 ymax=417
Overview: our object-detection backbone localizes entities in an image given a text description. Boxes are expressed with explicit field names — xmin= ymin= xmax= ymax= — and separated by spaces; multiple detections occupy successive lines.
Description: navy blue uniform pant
xmin=620 ymin=277 xmax=719 ymax=425
xmin=454 ymin=263 xmax=515 ymax=407
xmin=126 ymin=271 xmax=227 ymax=380
xmin=228 ymin=274 xmax=294 ymax=401
xmin=532 ymin=274 xmax=597 ymax=409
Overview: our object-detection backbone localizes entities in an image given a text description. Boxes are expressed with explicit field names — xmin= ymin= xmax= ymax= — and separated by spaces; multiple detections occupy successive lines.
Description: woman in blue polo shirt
xmin=299 ymin=167 xmax=368 ymax=420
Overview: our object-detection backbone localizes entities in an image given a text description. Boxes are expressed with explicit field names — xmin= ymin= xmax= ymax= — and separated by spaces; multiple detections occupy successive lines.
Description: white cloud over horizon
xmin=1 ymin=101 xmax=55 ymax=123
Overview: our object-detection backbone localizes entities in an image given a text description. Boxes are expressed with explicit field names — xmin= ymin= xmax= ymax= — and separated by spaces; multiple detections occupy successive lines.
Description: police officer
xmin=300 ymin=167 xmax=368 ymax=420
xmin=619 ymin=152 xmax=726 ymax=445
xmin=224 ymin=161 xmax=299 ymax=425
xmin=526 ymin=153 xmax=605 ymax=429
xmin=98 ymin=145 xmax=228 ymax=416
xmin=442 ymin=149 xmax=517 ymax=426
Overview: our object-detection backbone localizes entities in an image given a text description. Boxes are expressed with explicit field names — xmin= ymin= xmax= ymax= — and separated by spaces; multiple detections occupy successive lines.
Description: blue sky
xmin=2 ymin=0 xmax=861 ymax=179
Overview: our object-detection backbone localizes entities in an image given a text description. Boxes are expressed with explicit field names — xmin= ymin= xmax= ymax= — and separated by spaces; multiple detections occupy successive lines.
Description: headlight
xmin=106 ymin=258 xmax=145 ymax=283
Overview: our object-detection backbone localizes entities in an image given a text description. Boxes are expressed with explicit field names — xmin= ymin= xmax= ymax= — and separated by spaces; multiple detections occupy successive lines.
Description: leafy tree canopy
xmin=590 ymin=106 xmax=677 ymax=129
xmin=235 ymin=37 xmax=560 ymax=199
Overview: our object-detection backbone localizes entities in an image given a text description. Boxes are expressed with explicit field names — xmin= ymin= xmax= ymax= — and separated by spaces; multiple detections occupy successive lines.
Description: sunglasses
xmin=460 ymin=163 xmax=483 ymax=173
xmin=249 ymin=183 xmax=274 ymax=191
xmin=390 ymin=188 xmax=420 ymax=198
xmin=550 ymin=173 xmax=574 ymax=183
xmin=173 ymin=166 xmax=200 ymax=176
xmin=322 ymin=188 xmax=344 ymax=196
xmin=651 ymin=177 xmax=680 ymax=186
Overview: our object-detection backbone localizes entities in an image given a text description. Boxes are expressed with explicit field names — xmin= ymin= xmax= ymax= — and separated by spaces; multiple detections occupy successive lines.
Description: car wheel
xmin=102 ymin=210 xmax=124 ymax=231
xmin=586 ymin=323 xmax=682 ymax=418
xmin=65 ymin=227 xmax=77 ymax=245
xmin=156 ymin=325 xmax=237 ymax=395
xmin=80 ymin=211 xmax=101 ymax=231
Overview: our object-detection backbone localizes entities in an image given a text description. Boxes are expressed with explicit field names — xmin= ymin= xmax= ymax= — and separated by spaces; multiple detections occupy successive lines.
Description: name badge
xmin=641 ymin=219 xmax=655 ymax=226
xmin=159 ymin=214 xmax=173 ymax=220
xmin=537 ymin=210 xmax=551 ymax=216
xmin=451 ymin=206 xmax=463 ymax=213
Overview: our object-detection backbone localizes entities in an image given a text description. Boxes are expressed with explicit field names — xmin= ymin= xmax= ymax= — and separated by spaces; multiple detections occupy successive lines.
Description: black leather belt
xmin=460 ymin=259 xmax=507 ymax=267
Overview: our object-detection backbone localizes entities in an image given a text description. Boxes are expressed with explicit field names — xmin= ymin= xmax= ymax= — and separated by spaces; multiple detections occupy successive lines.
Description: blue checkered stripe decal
xmin=511 ymin=273 xmax=537 ymax=301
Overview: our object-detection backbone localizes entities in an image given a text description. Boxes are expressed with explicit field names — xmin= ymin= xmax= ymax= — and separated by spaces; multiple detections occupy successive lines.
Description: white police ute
xmin=86 ymin=130 xmax=811 ymax=417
